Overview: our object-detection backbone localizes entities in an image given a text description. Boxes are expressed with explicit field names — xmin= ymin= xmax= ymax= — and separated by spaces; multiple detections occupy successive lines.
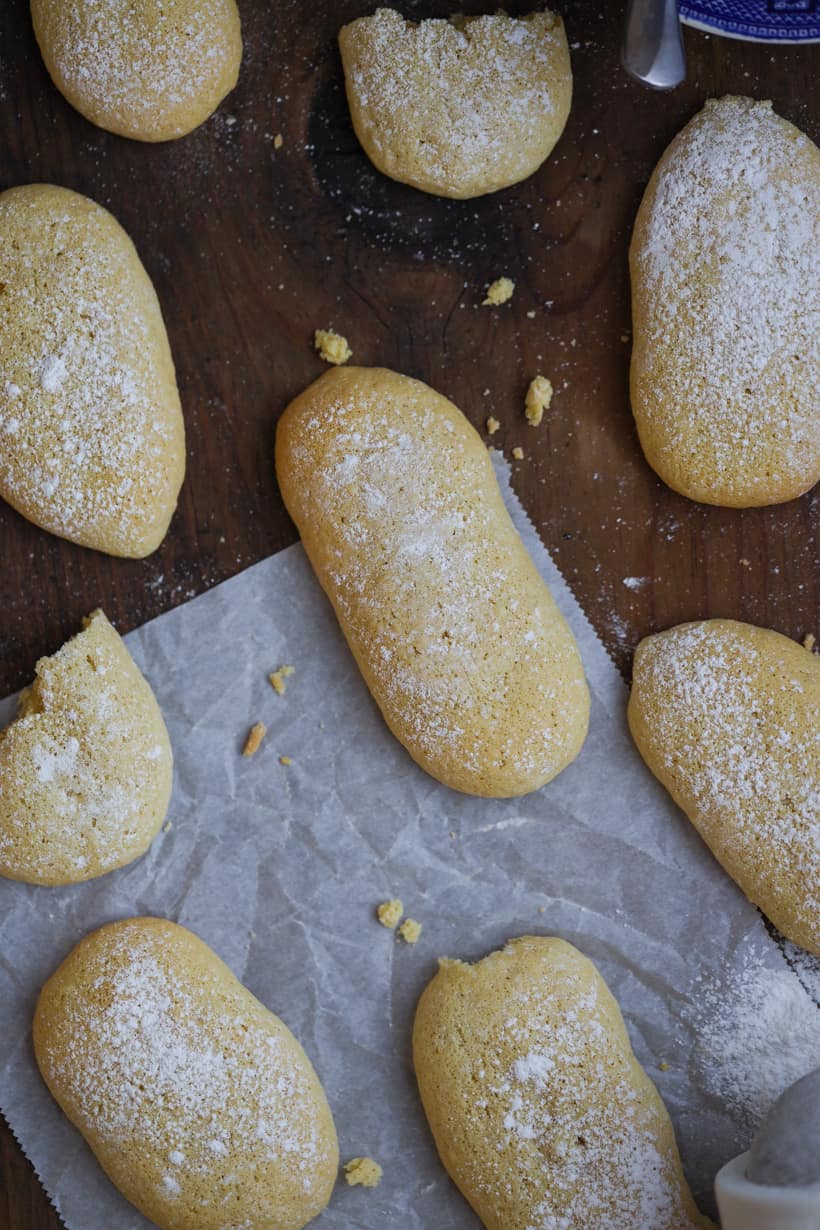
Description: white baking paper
xmin=0 ymin=457 xmax=817 ymax=1229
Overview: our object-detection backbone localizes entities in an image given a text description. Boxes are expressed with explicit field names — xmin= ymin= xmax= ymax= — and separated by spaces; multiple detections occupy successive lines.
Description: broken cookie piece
xmin=344 ymin=1157 xmax=382 ymax=1188
xmin=399 ymin=918 xmax=422 ymax=945
xmin=525 ymin=375 xmax=553 ymax=426
xmin=377 ymin=899 xmax=403 ymax=929
xmin=314 ymin=329 xmax=352 ymax=366
xmin=243 ymin=722 xmax=266 ymax=757
xmin=482 ymin=277 xmax=515 ymax=306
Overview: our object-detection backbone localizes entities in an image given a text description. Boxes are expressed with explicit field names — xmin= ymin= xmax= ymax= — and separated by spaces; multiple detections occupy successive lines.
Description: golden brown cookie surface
xmin=0 ymin=610 xmax=172 ymax=885
xmin=414 ymin=937 xmax=713 ymax=1230
xmin=339 ymin=8 xmax=572 ymax=198
xmin=31 ymin=0 xmax=242 ymax=142
xmin=630 ymin=96 xmax=820 ymax=507
xmin=629 ymin=619 xmax=820 ymax=954
xmin=34 ymin=917 xmax=339 ymax=1230
xmin=0 ymin=184 xmax=185 ymax=556
xmin=276 ymin=366 xmax=589 ymax=797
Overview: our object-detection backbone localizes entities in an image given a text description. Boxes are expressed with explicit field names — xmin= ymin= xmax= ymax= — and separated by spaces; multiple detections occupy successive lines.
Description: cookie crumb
xmin=485 ymin=415 xmax=500 ymax=436
xmin=279 ymin=754 xmax=293 ymax=766
xmin=273 ymin=132 xmax=284 ymax=149
xmin=314 ymin=329 xmax=352 ymax=365
xmin=344 ymin=1157 xmax=382 ymax=1188
xmin=398 ymin=918 xmax=422 ymax=944
xmin=658 ymin=1061 xmax=671 ymax=1071
xmin=525 ymin=375 xmax=553 ymax=427
xmin=482 ymin=276 xmax=515 ymax=307
xmin=163 ymin=821 xmax=173 ymax=834
xmin=620 ymin=333 xmax=630 ymax=343
xmin=511 ymin=446 xmax=524 ymax=460
xmin=804 ymin=633 xmax=816 ymax=653
xmin=739 ymin=557 xmax=751 ymax=567
xmin=269 ymin=664 xmax=295 ymax=695
xmin=377 ymin=899 xmax=403 ymax=929
xmin=526 ymin=309 xmax=536 ymax=319
xmin=449 ymin=830 xmax=457 ymax=840
xmin=243 ymin=722 xmax=266 ymax=757
xmin=538 ymin=905 xmax=546 ymax=914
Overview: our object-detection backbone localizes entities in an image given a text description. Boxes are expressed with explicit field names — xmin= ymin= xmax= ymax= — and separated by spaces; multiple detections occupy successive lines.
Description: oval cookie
xmin=0 ymin=610 xmax=172 ymax=885
xmin=275 ymin=366 xmax=589 ymax=797
xmin=34 ymin=917 xmax=339 ymax=1230
xmin=414 ymin=936 xmax=712 ymax=1230
xmin=31 ymin=0 xmax=242 ymax=142
xmin=630 ymin=96 xmax=820 ymax=507
xmin=0 ymin=184 xmax=185 ymax=556
xmin=339 ymin=8 xmax=572 ymax=199
xmin=629 ymin=619 xmax=820 ymax=955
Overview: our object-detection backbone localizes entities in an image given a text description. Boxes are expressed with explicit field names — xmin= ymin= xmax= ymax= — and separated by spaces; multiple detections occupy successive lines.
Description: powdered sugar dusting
xmin=0 ymin=185 xmax=183 ymax=555
xmin=0 ymin=611 xmax=171 ymax=882
xmin=340 ymin=8 xmax=569 ymax=197
xmin=37 ymin=922 xmax=335 ymax=1221
xmin=37 ymin=0 xmax=239 ymax=138
xmin=633 ymin=622 xmax=819 ymax=948
xmin=284 ymin=373 xmax=587 ymax=793
xmin=632 ymin=96 xmax=819 ymax=498
xmin=431 ymin=942 xmax=705 ymax=1230
xmin=691 ymin=956 xmax=820 ymax=1126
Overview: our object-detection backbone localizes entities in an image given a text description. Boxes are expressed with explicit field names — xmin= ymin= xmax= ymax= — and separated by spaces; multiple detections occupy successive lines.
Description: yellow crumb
xmin=273 ymin=132 xmax=284 ymax=149
xmin=269 ymin=664 xmax=295 ymax=695
xmin=482 ymin=276 xmax=515 ymax=307
xmin=537 ymin=905 xmax=546 ymax=914
xmin=243 ymin=722 xmax=266 ymax=757
xmin=804 ymin=633 xmax=817 ymax=652
xmin=314 ymin=329 xmax=352 ymax=365
xmin=658 ymin=1061 xmax=671 ymax=1072
xmin=344 ymin=1157 xmax=382 ymax=1188
xmin=377 ymin=899 xmax=403 ymax=929
xmin=398 ymin=918 xmax=422 ymax=944
xmin=511 ymin=446 xmax=524 ymax=461
xmin=449 ymin=830 xmax=457 ymax=840
xmin=279 ymin=755 xmax=293 ymax=766
xmin=620 ymin=333 xmax=630 ymax=343
xmin=485 ymin=415 xmax=500 ymax=436
xmin=163 ymin=821 xmax=173 ymax=833
xmin=525 ymin=375 xmax=553 ymax=427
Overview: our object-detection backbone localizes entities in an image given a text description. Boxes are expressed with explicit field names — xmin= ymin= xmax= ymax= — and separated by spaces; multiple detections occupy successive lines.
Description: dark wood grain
xmin=0 ymin=1 xmax=817 ymax=1226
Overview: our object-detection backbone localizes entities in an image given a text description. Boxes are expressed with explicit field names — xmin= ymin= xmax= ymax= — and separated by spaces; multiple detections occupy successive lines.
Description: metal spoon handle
xmin=622 ymin=0 xmax=686 ymax=90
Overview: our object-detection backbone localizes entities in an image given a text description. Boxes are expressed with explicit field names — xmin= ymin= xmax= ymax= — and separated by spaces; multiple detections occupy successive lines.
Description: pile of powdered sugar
xmin=690 ymin=955 xmax=820 ymax=1127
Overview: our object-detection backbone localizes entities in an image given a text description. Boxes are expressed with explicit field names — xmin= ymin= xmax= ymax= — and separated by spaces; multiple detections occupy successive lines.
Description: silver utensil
xmin=622 ymin=0 xmax=687 ymax=90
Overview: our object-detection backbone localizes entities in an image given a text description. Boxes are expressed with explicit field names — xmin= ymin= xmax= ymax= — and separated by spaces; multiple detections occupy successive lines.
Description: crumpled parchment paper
xmin=0 ymin=457 xmax=816 ymax=1228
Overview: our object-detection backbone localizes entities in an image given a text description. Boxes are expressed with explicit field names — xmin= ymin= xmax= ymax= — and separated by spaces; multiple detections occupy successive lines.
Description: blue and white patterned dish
xmin=679 ymin=0 xmax=820 ymax=42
